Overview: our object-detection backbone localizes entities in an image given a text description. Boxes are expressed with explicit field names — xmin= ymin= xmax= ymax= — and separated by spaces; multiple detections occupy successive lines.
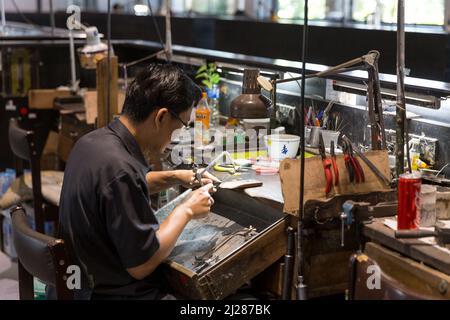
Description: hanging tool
xmin=342 ymin=135 xmax=391 ymax=187
xmin=319 ymin=133 xmax=333 ymax=195
xmin=342 ymin=139 xmax=355 ymax=183
xmin=341 ymin=138 xmax=365 ymax=184
xmin=330 ymin=141 xmax=339 ymax=186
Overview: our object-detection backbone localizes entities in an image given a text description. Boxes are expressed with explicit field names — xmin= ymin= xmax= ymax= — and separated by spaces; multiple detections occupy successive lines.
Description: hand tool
xmin=321 ymin=101 xmax=335 ymax=130
xmin=341 ymin=139 xmax=364 ymax=183
xmin=395 ymin=225 xmax=450 ymax=248
xmin=341 ymin=139 xmax=355 ymax=183
xmin=194 ymin=151 xmax=236 ymax=187
xmin=319 ymin=133 xmax=333 ymax=195
xmin=342 ymin=135 xmax=391 ymax=187
xmin=330 ymin=141 xmax=339 ymax=186
xmin=340 ymin=200 xmax=398 ymax=248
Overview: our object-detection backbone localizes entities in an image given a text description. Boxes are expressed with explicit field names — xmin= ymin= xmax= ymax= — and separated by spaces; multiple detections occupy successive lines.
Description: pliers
xmin=341 ymin=139 xmax=365 ymax=184
xmin=330 ymin=141 xmax=339 ymax=186
xmin=319 ymin=133 xmax=333 ymax=195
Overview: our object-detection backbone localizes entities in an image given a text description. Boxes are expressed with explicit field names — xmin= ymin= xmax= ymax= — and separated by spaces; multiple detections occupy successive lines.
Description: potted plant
xmin=195 ymin=63 xmax=221 ymax=98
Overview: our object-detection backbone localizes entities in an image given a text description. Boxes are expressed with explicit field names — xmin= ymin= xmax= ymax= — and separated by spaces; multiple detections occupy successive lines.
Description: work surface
xmin=155 ymin=190 xmax=260 ymax=273
xmin=363 ymin=218 xmax=450 ymax=276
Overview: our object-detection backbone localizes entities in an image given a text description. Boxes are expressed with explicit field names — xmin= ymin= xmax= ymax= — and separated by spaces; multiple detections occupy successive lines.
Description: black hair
xmin=122 ymin=63 xmax=201 ymax=123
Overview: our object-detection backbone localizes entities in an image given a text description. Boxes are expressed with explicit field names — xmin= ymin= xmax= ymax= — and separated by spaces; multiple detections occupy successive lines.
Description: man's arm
xmin=146 ymin=170 xmax=220 ymax=194
xmin=127 ymin=184 xmax=215 ymax=280
xmin=145 ymin=170 xmax=180 ymax=194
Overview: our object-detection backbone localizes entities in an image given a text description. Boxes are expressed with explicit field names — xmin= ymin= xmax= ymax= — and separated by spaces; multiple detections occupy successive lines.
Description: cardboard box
xmin=28 ymin=89 xmax=72 ymax=110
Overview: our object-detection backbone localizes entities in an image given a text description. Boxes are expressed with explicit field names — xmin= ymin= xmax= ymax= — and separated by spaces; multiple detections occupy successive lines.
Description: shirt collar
xmin=107 ymin=118 xmax=149 ymax=168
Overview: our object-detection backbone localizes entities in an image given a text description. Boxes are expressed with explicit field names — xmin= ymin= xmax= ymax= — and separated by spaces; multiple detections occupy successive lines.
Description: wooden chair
xmin=348 ymin=247 xmax=436 ymax=300
xmin=8 ymin=118 xmax=59 ymax=233
xmin=10 ymin=205 xmax=72 ymax=300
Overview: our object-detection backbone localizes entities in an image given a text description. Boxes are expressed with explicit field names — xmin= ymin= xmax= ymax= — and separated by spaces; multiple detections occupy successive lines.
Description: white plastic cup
xmin=321 ymin=130 xmax=341 ymax=149
xmin=264 ymin=134 xmax=300 ymax=161
xmin=420 ymin=184 xmax=437 ymax=228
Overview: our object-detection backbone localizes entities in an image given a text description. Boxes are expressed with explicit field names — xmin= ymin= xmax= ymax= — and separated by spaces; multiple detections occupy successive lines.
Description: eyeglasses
xmin=168 ymin=110 xmax=190 ymax=129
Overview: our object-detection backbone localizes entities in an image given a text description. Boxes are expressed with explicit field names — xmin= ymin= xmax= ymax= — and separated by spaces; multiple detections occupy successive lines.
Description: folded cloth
xmin=0 ymin=171 xmax=64 ymax=209
xmin=24 ymin=171 xmax=64 ymax=206
xmin=0 ymin=175 xmax=33 ymax=210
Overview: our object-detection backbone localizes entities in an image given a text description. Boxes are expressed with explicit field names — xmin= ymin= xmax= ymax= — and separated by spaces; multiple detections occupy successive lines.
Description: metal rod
xmin=282 ymin=227 xmax=295 ymax=300
xmin=69 ymin=30 xmax=77 ymax=92
xmin=1 ymin=0 xmax=5 ymax=35
xmin=165 ymin=0 xmax=173 ymax=62
xmin=49 ymin=0 xmax=55 ymax=37
xmin=396 ymin=0 xmax=407 ymax=177
xmin=107 ymin=0 xmax=112 ymax=124
xmin=296 ymin=0 xmax=308 ymax=301
xmin=275 ymin=65 xmax=369 ymax=84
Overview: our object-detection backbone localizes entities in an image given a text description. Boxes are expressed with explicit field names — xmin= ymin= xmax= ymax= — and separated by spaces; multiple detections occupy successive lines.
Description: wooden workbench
xmin=363 ymin=218 xmax=450 ymax=276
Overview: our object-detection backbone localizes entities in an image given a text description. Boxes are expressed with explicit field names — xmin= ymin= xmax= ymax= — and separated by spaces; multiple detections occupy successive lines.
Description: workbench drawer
xmin=157 ymin=188 xmax=288 ymax=300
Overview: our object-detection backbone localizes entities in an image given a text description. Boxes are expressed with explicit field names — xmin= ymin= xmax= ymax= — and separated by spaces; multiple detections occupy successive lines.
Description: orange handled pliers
xmin=319 ymin=133 xmax=333 ymax=195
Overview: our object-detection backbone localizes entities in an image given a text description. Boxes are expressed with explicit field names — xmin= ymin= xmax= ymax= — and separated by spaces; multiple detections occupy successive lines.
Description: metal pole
xmin=69 ymin=30 xmax=77 ymax=92
xmin=296 ymin=0 xmax=308 ymax=301
xmin=165 ymin=0 xmax=173 ymax=62
xmin=49 ymin=0 xmax=55 ymax=36
xmin=396 ymin=0 xmax=406 ymax=177
xmin=1 ymin=0 xmax=6 ymax=35
xmin=107 ymin=0 xmax=112 ymax=123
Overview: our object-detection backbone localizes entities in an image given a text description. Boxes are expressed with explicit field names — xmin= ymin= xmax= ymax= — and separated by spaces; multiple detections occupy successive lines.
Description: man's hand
xmin=179 ymin=184 xmax=216 ymax=220
xmin=176 ymin=169 xmax=221 ymax=188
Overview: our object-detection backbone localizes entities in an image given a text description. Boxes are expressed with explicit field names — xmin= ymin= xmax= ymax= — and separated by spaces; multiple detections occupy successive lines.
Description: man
xmin=56 ymin=64 xmax=217 ymax=300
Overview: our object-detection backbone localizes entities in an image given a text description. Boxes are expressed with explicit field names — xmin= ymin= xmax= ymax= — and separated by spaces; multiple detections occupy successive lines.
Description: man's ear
xmin=154 ymin=108 xmax=169 ymax=130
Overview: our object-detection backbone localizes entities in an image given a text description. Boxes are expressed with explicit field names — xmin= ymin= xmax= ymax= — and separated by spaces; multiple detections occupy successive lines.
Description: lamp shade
xmin=230 ymin=69 xmax=271 ymax=119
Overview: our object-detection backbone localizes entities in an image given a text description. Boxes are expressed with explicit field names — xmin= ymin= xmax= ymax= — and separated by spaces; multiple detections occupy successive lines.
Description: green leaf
xmin=208 ymin=63 xmax=216 ymax=70
xmin=196 ymin=65 xmax=207 ymax=74
xmin=202 ymin=79 xmax=212 ymax=89
xmin=195 ymin=72 xmax=208 ymax=79
xmin=211 ymin=73 xmax=221 ymax=83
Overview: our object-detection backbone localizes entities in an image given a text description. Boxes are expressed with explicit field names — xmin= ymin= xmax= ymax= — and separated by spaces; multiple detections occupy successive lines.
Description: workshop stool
xmin=8 ymin=118 xmax=62 ymax=233
xmin=10 ymin=205 xmax=72 ymax=300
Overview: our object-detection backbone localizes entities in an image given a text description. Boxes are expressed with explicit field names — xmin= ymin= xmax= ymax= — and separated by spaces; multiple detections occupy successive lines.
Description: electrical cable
xmin=147 ymin=0 xmax=170 ymax=62
xmin=11 ymin=0 xmax=43 ymax=29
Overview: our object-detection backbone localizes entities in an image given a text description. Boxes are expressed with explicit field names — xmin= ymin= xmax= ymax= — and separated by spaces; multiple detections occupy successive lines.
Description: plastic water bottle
xmin=207 ymin=85 xmax=220 ymax=126
xmin=195 ymin=92 xmax=211 ymax=145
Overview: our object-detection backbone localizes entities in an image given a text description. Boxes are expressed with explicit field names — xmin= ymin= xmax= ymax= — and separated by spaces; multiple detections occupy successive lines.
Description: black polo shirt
xmin=58 ymin=118 xmax=163 ymax=299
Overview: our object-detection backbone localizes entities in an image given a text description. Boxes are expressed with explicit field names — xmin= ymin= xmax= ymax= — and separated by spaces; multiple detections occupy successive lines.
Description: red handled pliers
xmin=330 ymin=140 xmax=339 ymax=186
xmin=319 ymin=133 xmax=333 ymax=195
xmin=341 ymin=138 xmax=365 ymax=184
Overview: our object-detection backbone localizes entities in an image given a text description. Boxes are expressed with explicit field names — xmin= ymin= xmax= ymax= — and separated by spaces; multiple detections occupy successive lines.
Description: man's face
xmin=145 ymin=106 xmax=193 ymax=154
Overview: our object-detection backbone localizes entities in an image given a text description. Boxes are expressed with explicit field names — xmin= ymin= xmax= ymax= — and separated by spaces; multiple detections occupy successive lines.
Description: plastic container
xmin=264 ymin=134 xmax=300 ymax=161
xmin=307 ymin=126 xmax=323 ymax=147
xmin=436 ymin=186 xmax=450 ymax=220
xmin=420 ymin=185 xmax=437 ymax=228
xmin=397 ymin=172 xmax=422 ymax=230
xmin=321 ymin=130 xmax=341 ymax=150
